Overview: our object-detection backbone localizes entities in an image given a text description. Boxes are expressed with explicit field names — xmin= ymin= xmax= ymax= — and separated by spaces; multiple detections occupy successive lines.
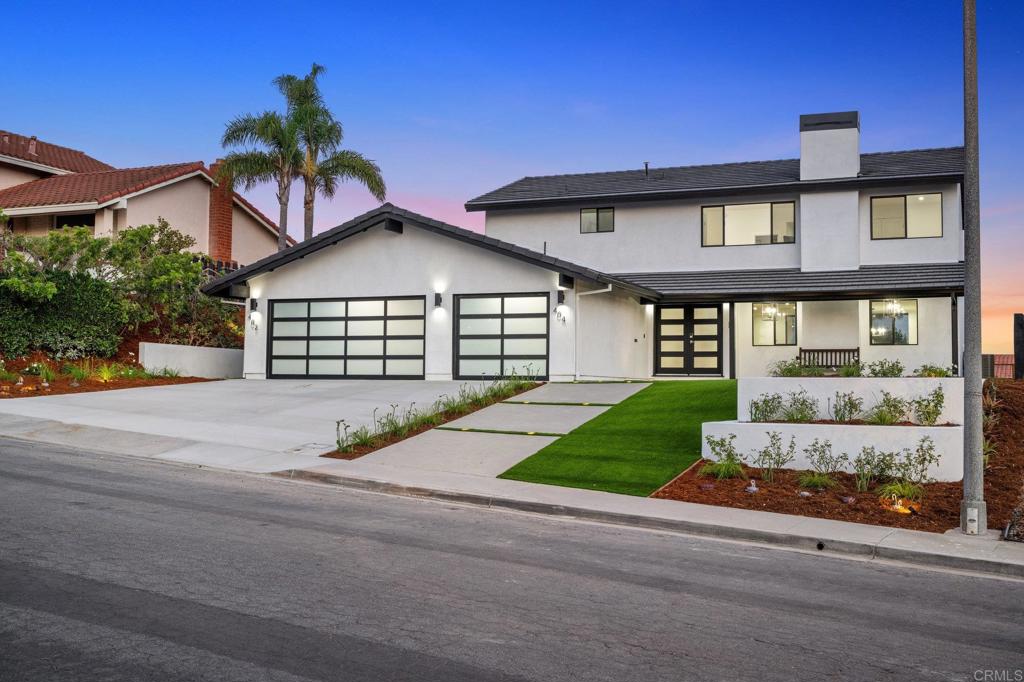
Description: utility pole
xmin=961 ymin=0 xmax=986 ymax=534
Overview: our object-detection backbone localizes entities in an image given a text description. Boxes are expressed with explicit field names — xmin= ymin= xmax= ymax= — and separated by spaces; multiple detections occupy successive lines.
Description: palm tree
xmin=277 ymin=64 xmax=386 ymax=240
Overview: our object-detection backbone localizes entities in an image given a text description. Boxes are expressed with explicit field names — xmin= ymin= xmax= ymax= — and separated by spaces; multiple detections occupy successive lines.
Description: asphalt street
xmin=1 ymin=436 xmax=1022 ymax=681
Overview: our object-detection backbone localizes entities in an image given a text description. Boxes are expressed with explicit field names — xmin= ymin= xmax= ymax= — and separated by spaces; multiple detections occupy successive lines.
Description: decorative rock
xmin=840 ymin=495 xmax=856 ymax=504
xmin=798 ymin=491 xmax=813 ymax=498
xmin=699 ymin=483 xmax=715 ymax=491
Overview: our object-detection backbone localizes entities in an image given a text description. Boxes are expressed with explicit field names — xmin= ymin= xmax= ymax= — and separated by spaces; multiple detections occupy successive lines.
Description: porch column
xmin=951 ymin=294 xmax=959 ymax=374
xmin=728 ymin=302 xmax=736 ymax=379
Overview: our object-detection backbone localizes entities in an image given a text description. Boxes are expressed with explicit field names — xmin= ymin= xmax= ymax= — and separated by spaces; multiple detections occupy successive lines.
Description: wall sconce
xmin=250 ymin=299 xmax=258 ymax=312
xmin=434 ymin=292 xmax=443 ymax=307
xmin=248 ymin=298 xmax=260 ymax=332
xmin=557 ymin=290 xmax=566 ymax=306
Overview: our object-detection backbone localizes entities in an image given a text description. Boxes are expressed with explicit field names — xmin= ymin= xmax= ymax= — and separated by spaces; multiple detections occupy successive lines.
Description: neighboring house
xmin=203 ymin=111 xmax=965 ymax=381
xmin=0 ymin=130 xmax=289 ymax=265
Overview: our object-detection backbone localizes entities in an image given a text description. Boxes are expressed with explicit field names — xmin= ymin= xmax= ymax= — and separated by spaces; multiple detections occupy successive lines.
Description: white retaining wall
xmin=139 ymin=342 xmax=243 ymax=379
xmin=738 ymin=377 xmax=964 ymax=425
xmin=702 ymin=421 xmax=964 ymax=482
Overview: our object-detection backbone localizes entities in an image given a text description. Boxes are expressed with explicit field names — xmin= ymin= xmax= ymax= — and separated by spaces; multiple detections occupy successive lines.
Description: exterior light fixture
xmin=434 ymin=292 xmax=443 ymax=307
xmin=250 ymin=299 xmax=258 ymax=312
xmin=557 ymin=290 xmax=566 ymax=306
xmin=248 ymin=298 xmax=261 ymax=332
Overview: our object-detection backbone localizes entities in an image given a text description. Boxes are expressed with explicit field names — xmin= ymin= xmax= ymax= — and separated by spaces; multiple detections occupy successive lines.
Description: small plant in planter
xmin=913 ymin=363 xmax=954 ymax=378
xmin=864 ymin=391 xmax=909 ymax=425
xmin=751 ymin=431 xmax=795 ymax=483
xmin=93 ymin=363 xmax=118 ymax=383
xmin=866 ymin=359 xmax=905 ymax=377
xmin=798 ymin=438 xmax=848 ymax=490
xmin=780 ymin=389 xmax=819 ymax=423
xmin=700 ymin=434 xmax=746 ymax=480
xmin=828 ymin=391 xmax=863 ymax=423
xmin=983 ymin=438 xmax=997 ymax=466
xmin=769 ymin=358 xmax=824 ymax=378
xmin=749 ymin=392 xmax=783 ymax=422
xmin=838 ymin=361 xmax=864 ymax=377
xmin=911 ymin=386 xmax=945 ymax=426
xmin=876 ymin=436 xmax=940 ymax=503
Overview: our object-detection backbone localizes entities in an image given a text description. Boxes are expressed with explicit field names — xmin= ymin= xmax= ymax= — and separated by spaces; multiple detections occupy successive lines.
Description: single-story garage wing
xmin=202 ymin=204 xmax=657 ymax=381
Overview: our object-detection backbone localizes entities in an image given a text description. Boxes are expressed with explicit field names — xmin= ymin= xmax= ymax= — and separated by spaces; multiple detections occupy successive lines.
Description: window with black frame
xmin=752 ymin=302 xmax=797 ymax=346
xmin=869 ymin=299 xmax=918 ymax=345
xmin=702 ymin=202 xmax=795 ymax=246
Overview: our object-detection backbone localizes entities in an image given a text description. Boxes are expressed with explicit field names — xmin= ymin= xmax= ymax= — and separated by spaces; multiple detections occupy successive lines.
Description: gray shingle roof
xmin=465 ymin=147 xmax=964 ymax=210
xmin=613 ymin=262 xmax=965 ymax=301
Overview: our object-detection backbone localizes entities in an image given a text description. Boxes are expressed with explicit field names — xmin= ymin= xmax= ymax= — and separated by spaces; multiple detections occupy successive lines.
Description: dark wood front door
xmin=654 ymin=304 xmax=723 ymax=375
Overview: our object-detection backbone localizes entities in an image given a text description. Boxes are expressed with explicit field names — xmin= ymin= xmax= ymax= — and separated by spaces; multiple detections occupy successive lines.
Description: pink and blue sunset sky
xmin=4 ymin=0 xmax=1022 ymax=351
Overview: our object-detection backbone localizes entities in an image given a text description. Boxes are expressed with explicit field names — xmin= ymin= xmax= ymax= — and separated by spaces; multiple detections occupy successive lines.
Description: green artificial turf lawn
xmin=499 ymin=380 xmax=737 ymax=496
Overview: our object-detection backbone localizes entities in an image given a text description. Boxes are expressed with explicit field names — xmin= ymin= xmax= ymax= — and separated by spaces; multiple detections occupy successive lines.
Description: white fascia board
xmin=95 ymin=170 xmax=212 ymax=209
xmin=0 ymin=153 xmax=73 ymax=176
xmin=3 ymin=202 xmax=99 ymax=216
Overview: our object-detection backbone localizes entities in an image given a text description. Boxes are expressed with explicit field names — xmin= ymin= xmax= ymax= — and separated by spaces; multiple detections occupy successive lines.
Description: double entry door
xmin=654 ymin=304 xmax=723 ymax=375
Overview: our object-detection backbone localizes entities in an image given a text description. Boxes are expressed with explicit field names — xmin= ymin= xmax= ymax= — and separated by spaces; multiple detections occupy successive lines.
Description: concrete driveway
xmin=0 ymin=379 xmax=485 ymax=472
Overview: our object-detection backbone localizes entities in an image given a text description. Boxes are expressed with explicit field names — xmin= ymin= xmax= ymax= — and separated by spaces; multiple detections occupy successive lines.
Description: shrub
xmin=700 ymin=434 xmax=746 ymax=479
xmin=38 ymin=364 xmax=57 ymax=383
xmin=893 ymin=436 xmax=940 ymax=486
xmin=22 ymin=362 xmax=44 ymax=376
xmin=828 ymin=391 xmax=863 ymax=422
xmin=838 ymin=361 xmax=864 ymax=377
xmin=851 ymin=446 xmax=896 ymax=492
xmin=769 ymin=358 xmax=824 ymax=378
xmin=864 ymin=391 xmax=909 ymax=425
xmin=876 ymin=480 xmax=924 ymax=502
xmin=62 ymin=361 xmax=92 ymax=382
xmin=913 ymin=364 xmax=953 ymax=378
xmin=866 ymin=359 xmax=904 ymax=377
xmin=912 ymin=386 xmax=944 ymax=426
xmin=799 ymin=438 xmax=848 ymax=489
xmin=983 ymin=438 xmax=997 ymax=466
xmin=0 ymin=367 xmax=17 ymax=382
xmin=751 ymin=431 xmax=795 ymax=483
xmin=158 ymin=367 xmax=181 ymax=378
xmin=779 ymin=389 xmax=819 ymax=423
xmin=749 ymin=392 xmax=783 ymax=422
xmin=94 ymin=363 xmax=118 ymax=383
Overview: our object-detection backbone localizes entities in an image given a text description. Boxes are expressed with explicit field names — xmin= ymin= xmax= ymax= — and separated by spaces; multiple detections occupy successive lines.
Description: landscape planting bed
xmin=0 ymin=353 xmax=210 ymax=399
xmin=656 ymin=380 xmax=1024 ymax=534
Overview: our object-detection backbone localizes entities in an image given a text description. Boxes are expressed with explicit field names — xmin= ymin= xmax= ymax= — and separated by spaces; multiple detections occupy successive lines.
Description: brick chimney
xmin=207 ymin=159 xmax=234 ymax=263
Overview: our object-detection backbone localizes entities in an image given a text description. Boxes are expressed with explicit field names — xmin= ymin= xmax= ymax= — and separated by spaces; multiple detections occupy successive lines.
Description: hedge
xmin=0 ymin=271 xmax=126 ymax=359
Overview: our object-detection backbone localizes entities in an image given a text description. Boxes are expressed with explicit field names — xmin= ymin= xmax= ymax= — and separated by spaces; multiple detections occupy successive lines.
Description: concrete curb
xmin=271 ymin=468 xmax=1024 ymax=579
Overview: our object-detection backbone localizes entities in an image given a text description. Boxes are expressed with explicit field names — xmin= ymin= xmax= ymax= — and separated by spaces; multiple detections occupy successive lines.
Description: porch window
xmin=869 ymin=299 xmax=918 ymax=345
xmin=702 ymin=202 xmax=795 ymax=246
xmin=752 ymin=302 xmax=797 ymax=346
xmin=53 ymin=213 xmax=95 ymax=229
xmin=870 ymin=194 xmax=942 ymax=239
xmin=581 ymin=208 xmax=614 ymax=233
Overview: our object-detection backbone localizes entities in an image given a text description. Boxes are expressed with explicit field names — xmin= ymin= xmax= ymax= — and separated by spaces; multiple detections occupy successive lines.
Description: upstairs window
xmin=702 ymin=202 xmax=795 ymax=246
xmin=869 ymin=299 xmax=918 ymax=345
xmin=580 ymin=207 xmax=614 ymax=233
xmin=752 ymin=302 xmax=797 ymax=346
xmin=871 ymin=193 xmax=942 ymax=239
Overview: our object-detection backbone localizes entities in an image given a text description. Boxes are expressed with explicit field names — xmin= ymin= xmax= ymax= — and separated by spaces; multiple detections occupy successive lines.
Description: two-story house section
xmin=466 ymin=111 xmax=965 ymax=379
xmin=204 ymin=111 xmax=963 ymax=382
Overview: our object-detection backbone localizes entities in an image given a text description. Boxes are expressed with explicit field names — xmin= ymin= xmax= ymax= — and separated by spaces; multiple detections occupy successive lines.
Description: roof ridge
xmin=0 ymin=129 xmax=97 ymax=158
xmin=860 ymin=145 xmax=964 ymax=157
xmin=68 ymin=161 xmax=205 ymax=176
xmin=517 ymin=157 xmax=799 ymax=182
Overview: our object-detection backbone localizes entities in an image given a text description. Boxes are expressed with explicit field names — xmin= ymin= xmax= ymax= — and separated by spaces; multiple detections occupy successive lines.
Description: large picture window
xmin=752 ymin=302 xmax=797 ymax=346
xmin=702 ymin=202 xmax=795 ymax=246
xmin=581 ymin=207 xmax=614 ymax=233
xmin=869 ymin=299 xmax=918 ymax=345
xmin=870 ymin=194 xmax=942 ymax=239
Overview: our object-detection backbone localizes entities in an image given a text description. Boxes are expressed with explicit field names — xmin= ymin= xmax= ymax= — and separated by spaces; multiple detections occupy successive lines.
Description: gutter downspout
xmin=574 ymin=284 xmax=613 ymax=381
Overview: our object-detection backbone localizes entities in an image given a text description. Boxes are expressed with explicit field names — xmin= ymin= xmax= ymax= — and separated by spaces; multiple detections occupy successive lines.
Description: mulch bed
xmin=322 ymin=382 xmax=542 ymax=460
xmin=0 ymin=351 xmax=211 ymax=399
xmin=653 ymin=379 xmax=1024 ymax=534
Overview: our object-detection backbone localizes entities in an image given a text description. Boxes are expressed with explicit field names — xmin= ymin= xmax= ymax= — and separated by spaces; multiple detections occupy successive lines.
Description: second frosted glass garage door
xmin=454 ymin=293 xmax=549 ymax=380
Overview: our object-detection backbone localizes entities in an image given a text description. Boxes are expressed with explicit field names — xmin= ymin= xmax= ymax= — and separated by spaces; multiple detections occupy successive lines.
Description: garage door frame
xmin=267 ymin=295 xmax=426 ymax=380
xmin=453 ymin=292 xmax=550 ymax=381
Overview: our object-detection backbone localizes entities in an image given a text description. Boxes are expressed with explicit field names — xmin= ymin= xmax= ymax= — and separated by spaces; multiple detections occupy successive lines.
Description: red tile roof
xmin=0 ymin=130 xmax=114 ymax=173
xmin=0 ymin=162 xmax=206 ymax=208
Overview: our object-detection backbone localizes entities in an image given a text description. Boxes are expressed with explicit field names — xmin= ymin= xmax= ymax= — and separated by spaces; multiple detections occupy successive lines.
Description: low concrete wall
xmin=702 ymin=420 xmax=964 ymax=482
xmin=139 ymin=342 xmax=243 ymax=379
xmin=738 ymin=377 xmax=963 ymax=425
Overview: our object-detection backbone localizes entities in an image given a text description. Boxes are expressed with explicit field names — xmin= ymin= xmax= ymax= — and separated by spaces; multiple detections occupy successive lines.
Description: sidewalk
xmin=276 ymin=456 xmax=1024 ymax=579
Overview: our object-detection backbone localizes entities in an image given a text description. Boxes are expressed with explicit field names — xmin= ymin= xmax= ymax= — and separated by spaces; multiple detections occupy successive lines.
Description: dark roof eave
xmin=658 ymin=285 xmax=964 ymax=303
xmin=464 ymin=172 xmax=964 ymax=212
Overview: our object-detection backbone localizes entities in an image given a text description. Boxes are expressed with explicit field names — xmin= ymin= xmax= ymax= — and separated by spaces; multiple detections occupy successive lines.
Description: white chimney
xmin=799 ymin=111 xmax=860 ymax=180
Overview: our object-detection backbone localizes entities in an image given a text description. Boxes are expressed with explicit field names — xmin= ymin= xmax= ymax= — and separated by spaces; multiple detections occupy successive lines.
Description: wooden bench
xmin=798 ymin=348 xmax=859 ymax=370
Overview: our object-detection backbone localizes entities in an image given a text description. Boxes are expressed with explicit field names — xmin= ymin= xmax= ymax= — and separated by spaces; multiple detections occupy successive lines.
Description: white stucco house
xmin=203 ymin=111 xmax=965 ymax=382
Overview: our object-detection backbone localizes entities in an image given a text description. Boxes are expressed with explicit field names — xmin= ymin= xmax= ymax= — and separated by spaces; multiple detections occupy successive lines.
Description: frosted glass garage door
xmin=268 ymin=297 xmax=425 ymax=378
xmin=455 ymin=293 xmax=549 ymax=380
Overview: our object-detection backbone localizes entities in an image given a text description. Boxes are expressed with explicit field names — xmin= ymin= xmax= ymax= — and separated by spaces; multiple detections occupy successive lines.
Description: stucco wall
xmin=242 ymin=225 xmax=574 ymax=380
xmin=576 ymin=287 xmax=649 ymax=379
xmin=859 ymin=183 xmax=962 ymax=265
xmin=9 ymin=214 xmax=53 ymax=236
xmin=484 ymin=193 xmax=802 ymax=273
xmin=858 ymin=297 xmax=958 ymax=371
xmin=139 ymin=342 xmax=243 ymax=379
xmin=0 ymin=163 xmax=46 ymax=190
xmin=231 ymin=205 xmax=279 ymax=265
xmin=799 ymin=190 xmax=860 ymax=271
xmin=125 ymin=176 xmax=210 ymax=253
